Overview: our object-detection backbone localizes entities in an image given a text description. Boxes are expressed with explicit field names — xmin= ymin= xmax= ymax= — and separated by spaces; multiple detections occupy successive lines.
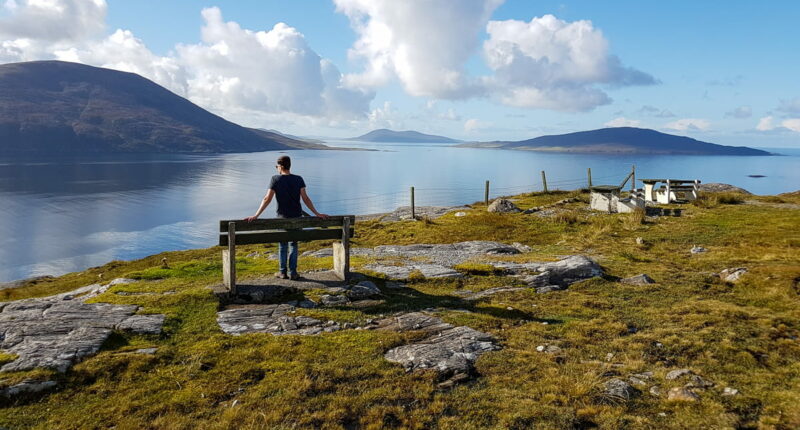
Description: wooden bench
xmin=640 ymin=179 xmax=700 ymax=204
xmin=218 ymin=216 xmax=355 ymax=295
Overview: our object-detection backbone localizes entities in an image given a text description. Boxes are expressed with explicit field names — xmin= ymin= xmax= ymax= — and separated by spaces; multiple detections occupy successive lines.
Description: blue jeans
xmin=278 ymin=241 xmax=298 ymax=275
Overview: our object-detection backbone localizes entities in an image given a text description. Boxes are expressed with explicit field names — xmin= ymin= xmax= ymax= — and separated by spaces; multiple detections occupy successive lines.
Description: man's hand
xmin=244 ymin=215 xmax=258 ymax=222
xmin=317 ymin=213 xmax=330 ymax=220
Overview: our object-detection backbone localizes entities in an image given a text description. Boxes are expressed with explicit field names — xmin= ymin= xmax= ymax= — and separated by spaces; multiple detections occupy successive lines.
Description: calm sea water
xmin=1 ymin=141 xmax=798 ymax=282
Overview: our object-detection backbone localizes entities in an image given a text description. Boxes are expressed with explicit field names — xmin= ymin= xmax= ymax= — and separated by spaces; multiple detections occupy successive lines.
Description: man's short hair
xmin=277 ymin=155 xmax=291 ymax=170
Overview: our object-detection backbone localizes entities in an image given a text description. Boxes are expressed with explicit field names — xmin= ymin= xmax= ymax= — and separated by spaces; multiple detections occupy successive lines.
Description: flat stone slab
xmin=364 ymin=263 xmax=463 ymax=280
xmin=216 ymin=304 xmax=340 ymax=336
xmin=0 ymin=281 xmax=165 ymax=373
xmin=305 ymin=241 xmax=520 ymax=267
xmin=359 ymin=206 xmax=471 ymax=222
xmin=377 ymin=312 xmax=499 ymax=382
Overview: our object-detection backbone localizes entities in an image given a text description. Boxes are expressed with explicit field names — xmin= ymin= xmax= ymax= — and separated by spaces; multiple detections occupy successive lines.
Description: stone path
xmin=0 ymin=280 xmax=165 ymax=373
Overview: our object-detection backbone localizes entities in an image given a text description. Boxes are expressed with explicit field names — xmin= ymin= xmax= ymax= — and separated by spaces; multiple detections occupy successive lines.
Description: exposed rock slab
xmin=305 ymin=241 xmax=520 ymax=266
xmin=604 ymin=378 xmax=641 ymax=401
xmin=216 ymin=304 xmax=340 ymax=335
xmin=364 ymin=263 xmax=463 ymax=280
xmin=719 ymin=267 xmax=747 ymax=283
xmin=487 ymin=199 xmax=521 ymax=213
xmin=378 ymin=312 xmax=499 ymax=384
xmin=1 ymin=379 xmax=57 ymax=398
xmin=698 ymin=183 xmax=751 ymax=194
xmin=620 ymin=274 xmax=656 ymax=285
xmin=359 ymin=206 xmax=471 ymax=222
xmin=463 ymin=287 xmax=527 ymax=301
xmin=0 ymin=281 xmax=165 ymax=373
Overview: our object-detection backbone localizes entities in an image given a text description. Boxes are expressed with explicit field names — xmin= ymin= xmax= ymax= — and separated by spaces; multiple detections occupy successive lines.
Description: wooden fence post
xmin=587 ymin=168 xmax=593 ymax=188
xmin=541 ymin=171 xmax=548 ymax=193
xmin=631 ymin=165 xmax=636 ymax=192
xmin=410 ymin=186 xmax=415 ymax=220
xmin=485 ymin=180 xmax=490 ymax=205
xmin=224 ymin=221 xmax=236 ymax=296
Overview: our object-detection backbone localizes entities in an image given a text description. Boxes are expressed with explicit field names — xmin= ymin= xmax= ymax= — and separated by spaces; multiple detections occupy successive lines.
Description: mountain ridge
xmin=458 ymin=127 xmax=770 ymax=155
xmin=347 ymin=128 xmax=461 ymax=143
xmin=0 ymin=61 xmax=316 ymax=154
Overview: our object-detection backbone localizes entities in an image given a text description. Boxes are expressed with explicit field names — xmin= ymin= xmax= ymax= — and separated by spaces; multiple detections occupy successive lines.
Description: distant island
xmin=0 ymin=61 xmax=323 ymax=154
xmin=458 ymin=127 xmax=771 ymax=156
xmin=348 ymin=129 xmax=461 ymax=143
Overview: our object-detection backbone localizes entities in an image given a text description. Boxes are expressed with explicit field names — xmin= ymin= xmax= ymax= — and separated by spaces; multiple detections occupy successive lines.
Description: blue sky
xmin=2 ymin=0 xmax=799 ymax=147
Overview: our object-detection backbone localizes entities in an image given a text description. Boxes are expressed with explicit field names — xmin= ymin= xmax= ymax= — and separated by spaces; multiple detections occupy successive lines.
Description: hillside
xmin=0 ymin=61 xmax=314 ymax=154
xmin=1 ymin=189 xmax=799 ymax=428
xmin=460 ymin=127 xmax=771 ymax=155
xmin=348 ymin=128 xmax=461 ymax=143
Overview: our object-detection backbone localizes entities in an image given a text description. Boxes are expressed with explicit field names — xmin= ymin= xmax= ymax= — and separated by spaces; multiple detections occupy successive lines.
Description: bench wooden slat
xmin=218 ymin=227 xmax=354 ymax=246
xmin=219 ymin=215 xmax=355 ymax=232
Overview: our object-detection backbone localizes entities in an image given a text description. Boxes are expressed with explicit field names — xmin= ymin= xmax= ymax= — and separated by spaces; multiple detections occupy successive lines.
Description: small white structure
xmin=590 ymin=185 xmax=645 ymax=213
xmin=641 ymin=179 xmax=700 ymax=204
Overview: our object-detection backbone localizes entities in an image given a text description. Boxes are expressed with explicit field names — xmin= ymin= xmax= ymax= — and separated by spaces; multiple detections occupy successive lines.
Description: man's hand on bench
xmin=316 ymin=213 xmax=330 ymax=220
xmin=244 ymin=215 xmax=258 ymax=222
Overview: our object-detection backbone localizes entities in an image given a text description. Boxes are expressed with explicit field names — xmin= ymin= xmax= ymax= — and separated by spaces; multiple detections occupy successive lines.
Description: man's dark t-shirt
xmin=269 ymin=174 xmax=306 ymax=218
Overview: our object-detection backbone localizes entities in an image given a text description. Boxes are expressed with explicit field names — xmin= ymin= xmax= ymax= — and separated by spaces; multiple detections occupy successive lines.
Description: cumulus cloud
xmin=756 ymin=116 xmax=800 ymax=133
xmin=335 ymin=2 xmax=654 ymax=111
xmin=638 ymin=105 xmax=675 ymax=118
xmin=334 ymin=0 xmax=501 ymax=99
xmin=725 ymin=105 xmax=752 ymax=119
xmin=482 ymin=14 xmax=657 ymax=111
xmin=756 ymin=116 xmax=775 ymax=131
xmin=664 ymin=118 xmax=710 ymax=132
xmin=464 ymin=118 xmax=491 ymax=132
xmin=605 ymin=117 xmax=641 ymax=128
xmin=0 ymin=1 xmax=373 ymax=123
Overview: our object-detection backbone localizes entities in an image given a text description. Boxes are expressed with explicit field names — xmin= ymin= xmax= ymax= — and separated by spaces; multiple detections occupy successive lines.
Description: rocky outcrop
xmin=217 ymin=304 xmax=341 ymax=336
xmin=719 ymin=267 xmax=747 ymax=283
xmin=521 ymin=255 xmax=603 ymax=293
xmin=378 ymin=312 xmax=499 ymax=385
xmin=620 ymin=274 xmax=656 ymax=285
xmin=698 ymin=183 xmax=751 ymax=194
xmin=487 ymin=199 xmax=521 ymax=213
xmin=604 ymin=378 xmax=641 ymax=401
xmin=0 ymin=281 xmax=165 ymax=373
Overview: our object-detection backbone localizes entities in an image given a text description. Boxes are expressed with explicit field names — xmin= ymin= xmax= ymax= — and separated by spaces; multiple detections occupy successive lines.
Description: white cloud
xmin=756 ymin=116 xmax=774 ymax=131
xmin=482 ymin=14 xmax=656 ymax=111
xmin=781 ymin=118 xmax=800 ymax=133
xmin=725 ymin=105 xmax=752 ymax=119
xmin=0 ymin=2 xmax=373 ymax=123
xmin=464 ymin=118 xmax=491 ymax=132
xmin=605 ymin=117 xmax=641 ymax=128
xmin=664 ymin=118 xmax=710 ymax=132
xmin=334 ymin=0 xmax=501 ymax=99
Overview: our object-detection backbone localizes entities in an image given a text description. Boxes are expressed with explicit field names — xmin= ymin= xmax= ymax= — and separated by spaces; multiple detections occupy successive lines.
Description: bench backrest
xmin=218 ymin=216 xmax=355 ymax=246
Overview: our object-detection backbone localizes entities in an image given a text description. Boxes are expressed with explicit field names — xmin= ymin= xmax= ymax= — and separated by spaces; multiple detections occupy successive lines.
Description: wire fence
xmin=310 ymin=169 xmax=632 ymax=217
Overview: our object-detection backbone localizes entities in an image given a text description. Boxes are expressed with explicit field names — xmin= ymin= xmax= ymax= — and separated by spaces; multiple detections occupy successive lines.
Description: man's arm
xmin=300 ymin=188 xmax=329 ymax=219
xmin=244 ymin=189 xmax=275 ymax=222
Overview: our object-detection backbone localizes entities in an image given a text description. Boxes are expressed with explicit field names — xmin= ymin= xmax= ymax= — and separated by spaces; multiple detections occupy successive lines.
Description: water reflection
xmin=0 ymin=145 xmax=797 ymax=282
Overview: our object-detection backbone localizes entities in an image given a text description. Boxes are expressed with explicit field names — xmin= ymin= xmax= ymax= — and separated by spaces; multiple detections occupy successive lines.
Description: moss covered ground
xmin=1 ymin=190 xmax=799 ymax=429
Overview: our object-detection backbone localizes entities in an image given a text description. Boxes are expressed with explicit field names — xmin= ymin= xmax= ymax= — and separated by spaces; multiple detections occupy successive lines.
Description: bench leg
xmin=222 ymin=249 xmax=236 ymax=295
xmin=332 ymin=242 xmax=350 ymax=281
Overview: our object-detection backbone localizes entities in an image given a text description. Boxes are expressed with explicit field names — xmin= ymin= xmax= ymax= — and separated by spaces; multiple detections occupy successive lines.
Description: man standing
xmin=245 ymin=156 xmax=328 ymax=280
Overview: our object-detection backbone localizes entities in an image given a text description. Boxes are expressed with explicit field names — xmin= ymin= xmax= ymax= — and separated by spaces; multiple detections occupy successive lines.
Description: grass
xmin=0 ymin=190 xmax=799 ymax=429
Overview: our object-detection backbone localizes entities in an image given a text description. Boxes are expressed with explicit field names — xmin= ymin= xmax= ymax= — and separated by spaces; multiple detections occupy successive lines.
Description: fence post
xmin=485 ymin=180 xmax=490 ymax=205
xmin=541 ymin=170 xmax=548 ymax=193
xmin=587 ymin=168 xmax=593 ymax=188
xmin=410 ymin=186 xmax=415 ymax=220
xmin=631 ymin=165 xmax=636 ymax=192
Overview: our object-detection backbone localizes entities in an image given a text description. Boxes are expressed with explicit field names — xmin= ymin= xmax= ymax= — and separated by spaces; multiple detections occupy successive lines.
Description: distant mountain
xmin=0 ymin=61 xmax=318 ymax=154
xmin=262 ymin=129 xmax=327 ymax=145
xmin=348 ymin=129 xmax=461 ymax=143
xmin=459 ymin=127 xmax=771 ymax=155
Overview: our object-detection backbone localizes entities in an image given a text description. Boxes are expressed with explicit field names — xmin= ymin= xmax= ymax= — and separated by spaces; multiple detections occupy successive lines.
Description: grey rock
xmin=216 ymin=304 xmax=339 ymax=336
xmin=719 ymin=267 xmax=747 ymax=283
xmin=722 ymin=387 xmax=739 ymax=396
xmin=688 ymin=374 xmax=715 ymax=388
xmin=347 ymin=281 xmax=381 ymax=299
xmin=384 ymin=326 xmax=498 ymax=376
xmin=384 ymin=281 xmax=407 ymax=289
xmin=106 ymin=278 xmax=137 ymax=286
xmin=0 ymin=286 xmax=165 ymax=372
xmin=667 ymin=386 xmax=700 ymax=401
xmin=296 ymin=299 xmax=317 ymax=309
xmin=365 ymin=263 xmax=463 ymax=280
xmin=1 ymin=379 xmax=57 ymax=398
xmin=133 ymin=347 xmax=158 ymax=355
xmin=454 ymin=211 xmax=467 ymax=217
xmin=604 ymin=378 xmax=641 ymax=401
xmin=698 ymin=183 xmax=751 ymax=194
xmin=376 ymin=312 xmax=454 ymax=333
xmin=529 ymin=255 xmax=603 ymax=288
xmin=320 ymin=295 xmax=350 ymax=307
xmin=487 ymin=199 xmax=521 ymax=213
xmin=690 ymin=245 xmax=708 ymax=254
xmin=666 ymin=368 xmax=693 ymax=380
xmin=635 ymin=237 xmax=645 ymax=245
xmin=649 ymin=385 xmax=662 ymax=396
xmin=116 ymin=314 xmax=165 ymax=335
xmin=536 ymin=285 xmax=564 ymax=294
xmin=536 ymin=344 xmax=562 ymax=354
xmin=360 ymin=206 xmax=471 ymax=222
xmin=620 ymin=274 xmax=656 ymax=285
xmin=511 ymin=242 xmax=532 ymax=253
